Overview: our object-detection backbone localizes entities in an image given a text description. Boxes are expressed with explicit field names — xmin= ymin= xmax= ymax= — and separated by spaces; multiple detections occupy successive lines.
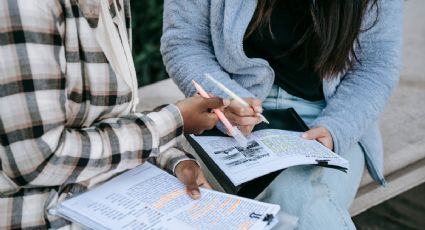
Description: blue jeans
xmin=259 ymin=85 xmax=365 ymax=230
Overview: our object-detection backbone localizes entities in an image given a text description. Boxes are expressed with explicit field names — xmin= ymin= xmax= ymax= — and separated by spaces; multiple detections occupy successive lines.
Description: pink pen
xmin=192 ymin=80 xmax=248 ymax=148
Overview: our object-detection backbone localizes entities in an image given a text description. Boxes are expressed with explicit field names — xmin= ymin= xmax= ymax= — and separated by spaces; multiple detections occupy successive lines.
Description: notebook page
xmin=53 ymin=163 xmax=279 ymax=230
xmin=190 ymin=129 xmax=348 ymax=186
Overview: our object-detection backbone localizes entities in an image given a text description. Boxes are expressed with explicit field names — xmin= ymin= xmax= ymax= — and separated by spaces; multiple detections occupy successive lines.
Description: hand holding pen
xmin=205 ymin=73 xmax=269 ymax=135
xmin=175 ymin=94 xmax=229 ymax=135
xmin=192 ymin=80 xmax=249 ymax=148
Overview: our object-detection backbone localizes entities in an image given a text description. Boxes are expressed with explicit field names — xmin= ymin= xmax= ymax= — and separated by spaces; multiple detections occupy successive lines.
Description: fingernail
xmin=191 ymin=190 xmax=200 ymax=199
xmin=302 ymin=133 xmax=308 ymax=138
xmin=255 ymin=106 xmax=263 ymax=113
xmin=223 ymin=99 xmax=231 ymax=107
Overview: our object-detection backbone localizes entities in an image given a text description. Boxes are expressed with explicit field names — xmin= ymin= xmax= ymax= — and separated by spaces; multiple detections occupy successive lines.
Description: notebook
xmin=186 ymin=108 xmax=349 ymax=198
xmin=51 ymin=163 xmax=280 ymax=230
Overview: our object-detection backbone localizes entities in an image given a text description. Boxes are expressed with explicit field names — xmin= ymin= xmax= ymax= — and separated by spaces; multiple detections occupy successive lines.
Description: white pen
xmin=205 ymin=73 xmax=270 ymax=124
xmin=192 ymin=80 xmax=248 ymax=148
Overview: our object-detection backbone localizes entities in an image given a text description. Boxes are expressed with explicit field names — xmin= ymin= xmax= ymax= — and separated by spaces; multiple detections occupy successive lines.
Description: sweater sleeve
xmin=160 ymin=0 xmax=254 ymax=99
xmin=312 ymin=0 xmax=404 ymax=155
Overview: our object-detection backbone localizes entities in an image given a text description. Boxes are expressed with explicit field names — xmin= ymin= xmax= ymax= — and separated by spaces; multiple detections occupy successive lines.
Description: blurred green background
xmin=131 ymin=0 xmax=167 ymax=87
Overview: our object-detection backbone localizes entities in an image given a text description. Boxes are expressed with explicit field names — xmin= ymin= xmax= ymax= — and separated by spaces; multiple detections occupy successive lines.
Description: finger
xmin=201 ymin=181 xmax=212 ymax=189
xmin=177 ymin=165 xmax=201 ymax=199
xmin=201 ymin=97 xmax=228 ymax=109
xmin=253 ymin=107 xmax=263 ymax=113
xmin=239 ymin=125 xmax=255 ymax=135
xmin=225 ymin=112 xmax=261 ymax=126
xmin=228 ymin=101 xmax=256 ymax=116
xmin=194 ymin=130 xmax=204 ymax=135
xmin=206 ymin=93 xmax=230 ymax=109
xmin=202 ymin=113 xmax=220 ymax=130
xmin=244 ymin=98 xmax=263 ymax=113
xmin=221 ymin=98 xmax=231 ymax=109
xmin=302 ymin=127 xmax=326 ymax=140
xmin=186 ymin=180 xmax=201 ymax=199
xmin=196 ymin=173 xmax=212 ymax=189
xmin=317 ymin=137 xmax=333 ymax=150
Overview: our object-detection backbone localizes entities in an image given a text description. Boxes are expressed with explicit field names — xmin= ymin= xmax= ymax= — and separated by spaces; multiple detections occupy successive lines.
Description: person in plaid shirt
xmin=0 ymin=0 xmax=229 ymax=229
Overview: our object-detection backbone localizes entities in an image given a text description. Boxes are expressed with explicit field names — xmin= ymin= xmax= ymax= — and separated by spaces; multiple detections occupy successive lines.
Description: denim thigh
xmin=259 ymin=85 xmax=365 ymax=229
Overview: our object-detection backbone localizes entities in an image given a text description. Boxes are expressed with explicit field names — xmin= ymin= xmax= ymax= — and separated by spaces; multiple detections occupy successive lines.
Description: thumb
xmin=177 ymin=166 xmax=201 ymax=199
xmin=302 ymin=127 xmax=325 ymax=140
xmin=176 ymin=163 xmax=201 ymax=199
xmin=185 ymin=180 xmax=201 ymax=200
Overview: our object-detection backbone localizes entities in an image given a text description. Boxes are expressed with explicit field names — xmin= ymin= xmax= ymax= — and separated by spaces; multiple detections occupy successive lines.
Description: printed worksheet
xmin=191 ymin=129 xmax=349 ymax=186
xmin=52 ymin=163 xmax=280 ymax=230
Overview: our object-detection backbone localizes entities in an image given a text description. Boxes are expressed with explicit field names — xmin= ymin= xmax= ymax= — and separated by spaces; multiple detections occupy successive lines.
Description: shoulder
xmin=361 ymin=0 xmax=403 ymax=39
xmin=1 ymin=0 xmax=63 ymax=29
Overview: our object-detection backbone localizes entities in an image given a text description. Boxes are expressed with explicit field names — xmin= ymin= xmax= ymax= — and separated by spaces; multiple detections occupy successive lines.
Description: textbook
xmin=186 ymin=108 xmax=349 ymax=198
xmin=51 ymin=163 xmax=280 ymax=230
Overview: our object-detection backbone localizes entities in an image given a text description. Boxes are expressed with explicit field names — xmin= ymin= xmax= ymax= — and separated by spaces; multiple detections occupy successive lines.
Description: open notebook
xmin=186 ymin=108 xmax=349 ymax=198
xmin=50 ymin=163 xmax=280 ymax=230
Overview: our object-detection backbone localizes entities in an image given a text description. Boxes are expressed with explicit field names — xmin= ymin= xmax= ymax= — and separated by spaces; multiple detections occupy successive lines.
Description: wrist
xmin=173 ymin=159 xmax=201 ymax=176
xmin=172 ymin=103 xmax=186 ymax=132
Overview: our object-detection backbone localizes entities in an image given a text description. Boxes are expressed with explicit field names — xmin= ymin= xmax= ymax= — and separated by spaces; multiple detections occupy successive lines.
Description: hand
xmin=176 ymin=96 xmax=230 ymax=135
xmin=223 ymin=98 xmax=263 ymax=135
xmin=174 ymin=160 xmax=211 ymax=199
xmin=302 ymin=127 xmax=334 ymax=150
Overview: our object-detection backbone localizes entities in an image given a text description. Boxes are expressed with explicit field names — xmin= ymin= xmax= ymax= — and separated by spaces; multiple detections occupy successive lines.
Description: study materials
xmin=192 ymin=80 xmax=248 ymax=148
xmin=51 ymin=163 xmax=280 ymax=230
xmin=205 ymin=73 xmax=270 ymax=124
xmin=187 ymin=108 xmax=349 ymax=198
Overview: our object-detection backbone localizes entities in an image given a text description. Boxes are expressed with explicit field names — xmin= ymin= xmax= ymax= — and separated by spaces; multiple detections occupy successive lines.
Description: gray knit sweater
xmin=160 ymin=0 xmax=403 ymax=184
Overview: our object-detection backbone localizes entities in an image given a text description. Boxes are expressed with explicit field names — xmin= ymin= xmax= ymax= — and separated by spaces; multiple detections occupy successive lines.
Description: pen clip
xmin=315 ymin=159 xmax=330 ymax=166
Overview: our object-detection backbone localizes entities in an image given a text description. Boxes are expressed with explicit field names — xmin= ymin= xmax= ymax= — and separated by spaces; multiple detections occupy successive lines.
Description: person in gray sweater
xmin=161 ymin=0 xmax=403 ymax=229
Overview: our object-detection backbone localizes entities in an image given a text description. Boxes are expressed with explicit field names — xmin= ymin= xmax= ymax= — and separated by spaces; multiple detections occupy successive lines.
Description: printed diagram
xmin=213 ymin=141 xmax=269 ymax=168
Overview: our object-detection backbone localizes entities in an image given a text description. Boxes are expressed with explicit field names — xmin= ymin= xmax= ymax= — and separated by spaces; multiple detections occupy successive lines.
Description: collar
xmin=76 ymin=0 xmax=122 ymax=28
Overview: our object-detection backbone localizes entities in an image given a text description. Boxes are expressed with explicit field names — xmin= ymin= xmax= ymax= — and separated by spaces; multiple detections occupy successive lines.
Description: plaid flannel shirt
xmin=0 ymin=0 xmax=195 ymax=229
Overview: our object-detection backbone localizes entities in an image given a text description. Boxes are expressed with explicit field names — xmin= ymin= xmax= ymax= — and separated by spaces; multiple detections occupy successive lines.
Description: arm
xmin=161 ymin=0 xmax=265 ymax=134
xmin=0 ymin=1 xmax=186 ymax=188
xmin=311 ymin=0 xmax=404 ymax=154
xmin=160 ymin=0 xmax=254 ymax=99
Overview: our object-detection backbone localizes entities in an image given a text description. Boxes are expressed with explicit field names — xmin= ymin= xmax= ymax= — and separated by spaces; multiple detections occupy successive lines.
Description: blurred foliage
xmin=131 ymin=0 xmax=167 ymax=87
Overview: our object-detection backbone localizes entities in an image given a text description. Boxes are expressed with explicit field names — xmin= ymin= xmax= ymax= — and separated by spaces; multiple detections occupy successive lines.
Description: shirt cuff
xmin=134 ymin=104 xmax=184 ymax=158
xmin=145 ymin=104 xmax=184 ymax=137
xmin=170 ymin=154 xmax=201 ymax=176
xmin=155 ymin=147 xmax=200 ymax=175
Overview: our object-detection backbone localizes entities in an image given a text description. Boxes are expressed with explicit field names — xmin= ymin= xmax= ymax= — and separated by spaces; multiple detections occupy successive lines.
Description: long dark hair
xmin=246 ymin=0 xmax=379 ymax=79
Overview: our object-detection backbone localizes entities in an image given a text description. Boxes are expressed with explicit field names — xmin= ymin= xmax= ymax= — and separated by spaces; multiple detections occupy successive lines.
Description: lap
xmin=261 ymin=85 xmax=365 ymax=207
xmin=259 ymin=85 xmax=366 ymax=229
xmin=258 ymin=142 xmax=365 ymax=213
